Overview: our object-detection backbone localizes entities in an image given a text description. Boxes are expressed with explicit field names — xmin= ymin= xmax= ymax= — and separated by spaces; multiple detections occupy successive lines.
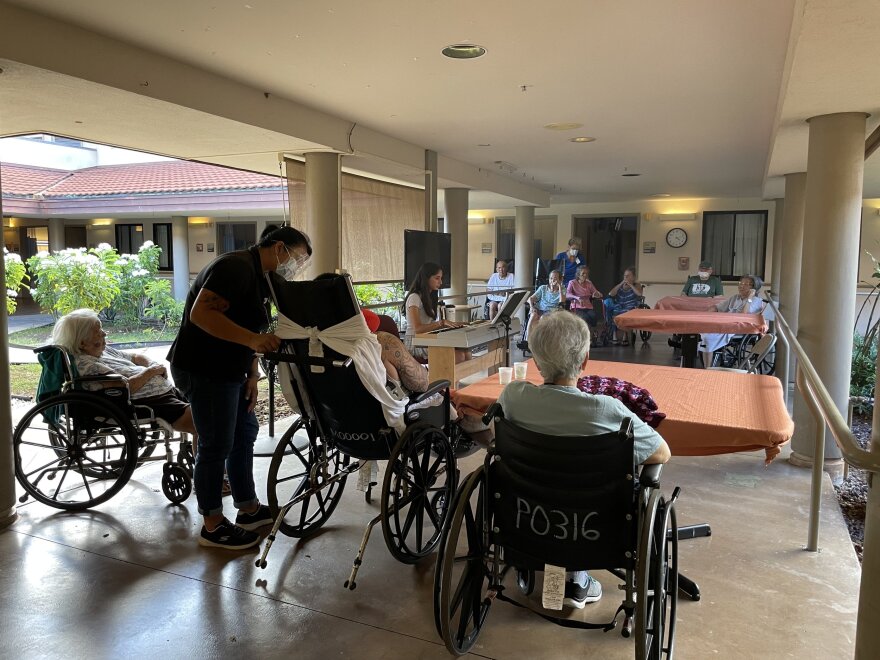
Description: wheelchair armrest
xmin=408 ymin=379 xmax=450 ymax=405
xmin=72 ymin=374 xmax=129 ymax=387
xmin=482 ymin=402 xmax=504 ymax=426
xmin=639 ymin=463 xmax=663 ymax=488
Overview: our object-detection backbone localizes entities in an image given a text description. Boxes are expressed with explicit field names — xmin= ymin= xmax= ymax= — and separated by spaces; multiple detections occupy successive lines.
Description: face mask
xmin=276 ymin=246 xmax=305 ymax=281
xmin=568 ymin=248 xmax=578 ymax=257
xmin=698 ymin=271 xmax=709 ymax=280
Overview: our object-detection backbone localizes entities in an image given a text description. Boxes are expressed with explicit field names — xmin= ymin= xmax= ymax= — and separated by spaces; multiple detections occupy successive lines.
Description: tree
xmin=3 ymin=249 xmax=28 ymax=315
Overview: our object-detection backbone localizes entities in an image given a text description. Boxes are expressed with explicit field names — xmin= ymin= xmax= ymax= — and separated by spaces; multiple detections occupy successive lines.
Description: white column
xmin=514 ymin=206 xmax=536 ymax=324
xmin=770 ymin=198 xmax=784 ymax=295
xmin=425 ymin=150 xmax=438 ymax=232
xmin=171 ymin=216 xmax=190 ymax=300
xmin=859 ymin=370 xmax=880 ymax=656
xmin=48 ymin=217 xmax=64 ymax=252
xmin=444 ymin=188 xmax=469 ymax=301
xmin=0 ymin=165 xmax=18 ymax=529
xmin=776 ymin=173 xmax=806 ymax=390
xmin=305 ymin=152 xmax=341 ymax=277
xmin=790 ymin=113 xmax=867 ymax=472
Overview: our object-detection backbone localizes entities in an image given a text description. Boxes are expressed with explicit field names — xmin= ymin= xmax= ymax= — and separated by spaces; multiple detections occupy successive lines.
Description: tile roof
xmin=0 ymin=163 xmax=69 ymax=197
xmin=1 ymin=160 xmax=284 ymax=199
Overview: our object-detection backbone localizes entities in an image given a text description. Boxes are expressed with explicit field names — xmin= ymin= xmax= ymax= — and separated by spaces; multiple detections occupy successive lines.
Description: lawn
xmin=9 ymin=363 xmax=41 ymax=400
xmin=9 ymin=322 xmax=178 ymax=347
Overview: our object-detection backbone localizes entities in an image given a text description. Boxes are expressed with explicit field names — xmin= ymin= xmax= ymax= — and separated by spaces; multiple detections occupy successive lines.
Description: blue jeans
xmin=172 ymin=367 xmax=259 ymax=517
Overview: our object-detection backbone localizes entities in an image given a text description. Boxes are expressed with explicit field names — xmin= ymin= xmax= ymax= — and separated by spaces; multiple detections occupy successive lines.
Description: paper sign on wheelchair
xmin=542 ymin=564 xmax=566 ymax=610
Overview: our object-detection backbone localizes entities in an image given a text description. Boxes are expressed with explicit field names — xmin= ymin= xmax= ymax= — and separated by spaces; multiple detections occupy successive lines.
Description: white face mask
xmin=276 ymin=245 xmax=306 ymax=281
xmin=568 ymin=248 xmax=578 ymax=257
xmin=698 ymin=271 xmax=710 ymax=280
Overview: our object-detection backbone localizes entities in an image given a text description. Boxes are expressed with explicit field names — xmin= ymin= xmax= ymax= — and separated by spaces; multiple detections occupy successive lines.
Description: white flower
xmin=140 ymin=241 xmax=155 ymax=250
xmin=29 ymin=288 xmax=37 ymax=296
xmin=5 ymin=252 xmax=22 ymax=263
xmin=7 ymin=289 xmax=18 ymax=298
xmin=117 ymin=257 xmax=129 ymax=265
xmin=132 ymin=268 xmax=149 ymax=277
xmin=97 ymin=243 xmax=112 ymax=250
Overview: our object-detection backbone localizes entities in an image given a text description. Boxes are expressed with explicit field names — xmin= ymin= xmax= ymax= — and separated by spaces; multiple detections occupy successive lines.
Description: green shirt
xmin=681 ymin=275 xmax=724 ymax=297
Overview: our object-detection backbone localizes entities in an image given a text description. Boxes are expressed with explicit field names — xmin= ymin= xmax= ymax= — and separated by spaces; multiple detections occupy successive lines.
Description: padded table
xmin=452 ymin=359 xmax=793 ymax=463
xmin=613 ymin=309 xmax=768 ymax=368
xmin=655 ymin=295 xmax=727 ymax=311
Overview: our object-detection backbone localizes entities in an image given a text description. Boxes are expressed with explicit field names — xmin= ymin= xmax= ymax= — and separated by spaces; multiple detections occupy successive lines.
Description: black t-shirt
xmin=167 ymin=248 xmax=271 ymax=381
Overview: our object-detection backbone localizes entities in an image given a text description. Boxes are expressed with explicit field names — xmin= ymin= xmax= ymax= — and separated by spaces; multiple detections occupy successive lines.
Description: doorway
xmin=572 ymin=215 xmax=638 ymax=293
xmin=65 ymin=225 xmax=87 ymax=249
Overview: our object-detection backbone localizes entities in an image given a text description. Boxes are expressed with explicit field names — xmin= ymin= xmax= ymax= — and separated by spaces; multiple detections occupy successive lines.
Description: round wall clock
xmin=665 ymin=227 xmax=688 ymax=248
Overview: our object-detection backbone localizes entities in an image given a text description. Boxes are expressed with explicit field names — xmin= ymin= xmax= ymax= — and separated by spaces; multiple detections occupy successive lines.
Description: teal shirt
xmin=497 ymin=381 xmax=664 ymax=464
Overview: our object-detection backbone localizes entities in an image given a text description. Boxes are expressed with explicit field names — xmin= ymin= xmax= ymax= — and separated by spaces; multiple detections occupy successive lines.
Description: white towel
xmin=275 ymin=312 xmax=407 ymax=433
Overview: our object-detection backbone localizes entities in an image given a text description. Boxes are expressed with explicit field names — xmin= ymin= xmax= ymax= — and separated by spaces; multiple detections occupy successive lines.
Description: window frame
xmin=700 ymin=210 xmax=768 ymax=282
xmin=152 ymin=222 xmax=173 ymax=271
xmin=115 ymin=223 xmax=144 ymax=254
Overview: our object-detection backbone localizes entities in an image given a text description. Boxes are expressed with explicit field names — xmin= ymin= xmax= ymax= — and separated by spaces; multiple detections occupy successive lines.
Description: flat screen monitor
xmin=490 ymin=289 xmax=528 ymax=326
xmin=404 ymin=230 xmax=452 ymax=289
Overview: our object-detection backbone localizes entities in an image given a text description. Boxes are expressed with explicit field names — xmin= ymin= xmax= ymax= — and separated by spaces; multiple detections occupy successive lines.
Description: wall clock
xmin=665 ymin=227 xmax=688 ymax=248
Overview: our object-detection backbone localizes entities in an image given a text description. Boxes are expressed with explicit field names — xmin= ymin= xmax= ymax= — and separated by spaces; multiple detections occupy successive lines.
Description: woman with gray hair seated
xmin=497 ymin=310 xmax=670 ymax=609
xmin=51 ymin=308 xmax=197 ymax=437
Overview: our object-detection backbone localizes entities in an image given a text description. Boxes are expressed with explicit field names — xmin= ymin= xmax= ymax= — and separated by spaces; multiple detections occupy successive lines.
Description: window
xmin=701 ymin=211 xmax=767 ymax=280
xmin=153 ymin=223 xmax=173 ymax=271
xmin=115 ymin=224 xmax=144 ymax=254
xmin=216 ymin=222 xmax=256 ymax=254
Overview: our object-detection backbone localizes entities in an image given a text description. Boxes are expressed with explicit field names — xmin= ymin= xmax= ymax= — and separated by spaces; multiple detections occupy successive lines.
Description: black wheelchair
xmin=255 ymin=274 xmax=463 ymax=589
xmin=712 ymin=333 xmax=776 ymax=374
xmin=434 ymin=404 xmax=686 ymax=658
xmin=13 ymin=346 xmax=194 ymax=511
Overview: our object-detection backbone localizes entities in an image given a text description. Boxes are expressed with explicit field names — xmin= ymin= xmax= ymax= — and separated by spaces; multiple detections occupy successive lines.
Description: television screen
xmin=404 ymin=230 xmax=452 ymax=289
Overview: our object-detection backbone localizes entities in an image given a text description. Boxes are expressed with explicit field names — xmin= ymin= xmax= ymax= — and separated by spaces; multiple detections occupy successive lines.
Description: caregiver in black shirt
xmin=169 ymin=226 xmax=311 ymax=550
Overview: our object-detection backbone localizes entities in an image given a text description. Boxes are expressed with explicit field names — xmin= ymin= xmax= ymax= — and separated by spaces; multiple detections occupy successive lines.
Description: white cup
xmin=513 ymin=361 xmax=528 ymax=380
xmin=498 ymin=367 xmax=513 ymax=385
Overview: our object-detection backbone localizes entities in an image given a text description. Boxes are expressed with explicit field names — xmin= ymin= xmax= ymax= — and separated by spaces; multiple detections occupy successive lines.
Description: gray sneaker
xmin=199 ymin=518 xmax=260 ymax=550
xmin=563 ymin=574 xmax=602 ymax=608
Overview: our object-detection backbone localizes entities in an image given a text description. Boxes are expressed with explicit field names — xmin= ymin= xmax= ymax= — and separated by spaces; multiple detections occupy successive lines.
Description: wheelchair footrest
xmin=674 ymin=523 xmax=711 ymax=540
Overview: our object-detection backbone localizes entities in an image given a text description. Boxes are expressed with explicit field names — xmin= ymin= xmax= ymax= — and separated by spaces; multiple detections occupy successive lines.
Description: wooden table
xmin=614 ymin=309 xmax=767 ymax=368
xmin=452 ymin=358 xmax=793 ymax=463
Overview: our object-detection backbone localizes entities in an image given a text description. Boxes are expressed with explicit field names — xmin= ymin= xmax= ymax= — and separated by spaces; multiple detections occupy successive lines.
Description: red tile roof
xmin=1 ymin=160 xmax=284 ymax=199
xmin=0 ymin=163 xmax=69 ymax=197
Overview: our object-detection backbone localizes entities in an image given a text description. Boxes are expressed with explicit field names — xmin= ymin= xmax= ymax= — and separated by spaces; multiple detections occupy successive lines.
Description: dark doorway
xmin=572 ymin=215 xmax=638 ymax=293
xmin=65 ymin=225 xmax=87 ymax=249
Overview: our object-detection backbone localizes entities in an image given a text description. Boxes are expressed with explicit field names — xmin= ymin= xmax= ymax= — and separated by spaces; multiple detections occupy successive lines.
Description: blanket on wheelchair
xmin=275 ymin=312 xmax=407 ymax=432
xmin=576 ymin=375 xmax=666 ymax=428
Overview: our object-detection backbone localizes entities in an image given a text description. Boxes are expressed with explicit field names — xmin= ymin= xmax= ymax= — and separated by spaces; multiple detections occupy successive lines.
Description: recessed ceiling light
xmin=544 ymin=122 xmax=583 ymax=131
xmin=569 ymin=136 xmax=596 ymax=143
xmin=622 ymin=172 xmax=641 ymax=177
xmin=441 ymin=44 xmax=487 ymax=59
xmin=651 ymin=193 xmax=671 ymax=197
xmin=478 ymin=143 xmax=491 ymax=147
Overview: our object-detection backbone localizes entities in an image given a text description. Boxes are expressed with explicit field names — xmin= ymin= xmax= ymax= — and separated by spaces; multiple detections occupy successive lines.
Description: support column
xmin=791 ymin=113 xmax=867 ymax=472
xmin=304 ymin=152 xmax=341 ymax=277
xmin=0 ymin=165 xmax=19 ymax=530
xmin=48 ymin=217 xmax=64 ymax=252
xmin=770 ymin=198 xmax=784 ymax=296
xmin=425 ymin=150 xmax=438 ymax=232
xmin=170 ymin=216 xmax=190 ymax=301
xmin=514 ymin=206 xmax=536 ymax=325
xmin=444 ymin=188 xmax=469 ymax=301
xmin=776 ymin=173 xmax=807 ymax=391
xmin=859 ymin=355 xmax=880 ymax=656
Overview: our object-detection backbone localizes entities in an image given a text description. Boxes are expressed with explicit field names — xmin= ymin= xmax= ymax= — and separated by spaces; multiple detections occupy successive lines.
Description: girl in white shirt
xmin=402 ymin=262 xmax=462 ymax=358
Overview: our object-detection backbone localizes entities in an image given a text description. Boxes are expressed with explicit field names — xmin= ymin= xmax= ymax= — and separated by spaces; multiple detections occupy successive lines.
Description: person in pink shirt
xmin=567 ymin=265 xmax=603 ymax=332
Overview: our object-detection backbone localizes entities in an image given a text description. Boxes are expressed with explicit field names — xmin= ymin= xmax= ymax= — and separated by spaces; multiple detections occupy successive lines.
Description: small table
xmin=655 ymin=295 xmax=726 ymax=311
xmin=452 ymin=358 xmax=793 ymax=463
xmin=614 ymin=309 xmax=767 ymax=368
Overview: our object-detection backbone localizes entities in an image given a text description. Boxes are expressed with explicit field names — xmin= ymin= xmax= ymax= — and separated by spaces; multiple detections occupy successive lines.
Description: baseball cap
xmin=698 ymin=261 xmax=713 ymax=270
xmin=361 ymin=308 xmax=380 ymax=332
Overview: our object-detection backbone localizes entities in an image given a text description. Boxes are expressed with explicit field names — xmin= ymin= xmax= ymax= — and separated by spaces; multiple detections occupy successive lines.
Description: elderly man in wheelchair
xmin=434 ymin=310 xmax=681 ymax=659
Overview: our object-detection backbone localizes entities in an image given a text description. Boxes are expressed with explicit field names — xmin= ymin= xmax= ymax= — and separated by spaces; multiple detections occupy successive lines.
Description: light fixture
xmin=660 ymin=212 xmax=696 ymax=221
xmin=545 ymin=122 xmax=583 ymax=131
xmin=622 ymin=173 xmax=641 ymax=177
xmin=652 ymin=193 xmax=671 ymax=198
xmin=569 ymin=136 xmax=596 ymax=143
xmin=442 ymin=44 xmax=487 ymax=59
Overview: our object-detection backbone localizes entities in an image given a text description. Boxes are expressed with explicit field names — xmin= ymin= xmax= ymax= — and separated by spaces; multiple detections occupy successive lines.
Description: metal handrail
xmin=764 ymin=294 xmax=880 ymax=548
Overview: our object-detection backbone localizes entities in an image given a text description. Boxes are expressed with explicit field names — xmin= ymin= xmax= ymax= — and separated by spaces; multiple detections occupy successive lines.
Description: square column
xmin=304 ymin=152 xmax=341 ymax=278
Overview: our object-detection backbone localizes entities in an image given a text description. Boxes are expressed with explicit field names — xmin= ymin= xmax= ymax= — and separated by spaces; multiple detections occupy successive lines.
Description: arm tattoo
xmin=200 ymin=290 xmax=230 ymax=312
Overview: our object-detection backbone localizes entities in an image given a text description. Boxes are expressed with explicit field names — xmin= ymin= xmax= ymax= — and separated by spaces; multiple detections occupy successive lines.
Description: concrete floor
xmin=1 ymin=336 xmax=859 ymax=659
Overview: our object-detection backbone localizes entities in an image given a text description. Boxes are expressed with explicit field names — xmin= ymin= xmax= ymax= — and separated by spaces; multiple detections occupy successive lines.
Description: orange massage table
xmin=654 ymin=295 xmax=727 ymax=311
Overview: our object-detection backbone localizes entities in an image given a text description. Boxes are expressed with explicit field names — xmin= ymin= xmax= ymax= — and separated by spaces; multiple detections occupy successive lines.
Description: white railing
xmin=765 ymin=294 xmax=880 ymax=658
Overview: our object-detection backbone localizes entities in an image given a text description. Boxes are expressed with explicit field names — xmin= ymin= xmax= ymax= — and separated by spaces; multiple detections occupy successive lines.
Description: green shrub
xmin=105 ymin=242 xmax=163 ymax=325
xmin=27 ymin=247 xmax=120 ymax=319
xmin=143 ymin=278 xmax=184 ymax=329
xmin=3 ymin=249 xmax=28 ymax=315
xmin=851 ymin=332 xmax=877 ymax=413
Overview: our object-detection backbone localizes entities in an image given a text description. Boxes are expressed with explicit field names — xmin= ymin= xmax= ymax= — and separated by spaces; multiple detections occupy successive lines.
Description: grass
xmin=9 ymin=321 xmax=178 ymax=347
xmin=10 ymin=364 xmax=41 ymax=399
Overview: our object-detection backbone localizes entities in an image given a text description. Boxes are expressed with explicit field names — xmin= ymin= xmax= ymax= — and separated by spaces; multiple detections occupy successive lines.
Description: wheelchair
xmin=712 ymin=333 xmax=775 ymax=374
xmin=13 ymin=345 xmax=194 ymax=511
xmin=434 ymin=404 xmax=685 ymax=658
xmin=602 ymin=295 xmax=652 ymax=346
xmin=254 ymin=274 xmax=464 ymax=589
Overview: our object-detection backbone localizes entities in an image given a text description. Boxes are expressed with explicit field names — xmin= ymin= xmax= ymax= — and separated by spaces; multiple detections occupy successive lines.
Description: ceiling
xmin=2 ymin=0 xmax=880 ymax=206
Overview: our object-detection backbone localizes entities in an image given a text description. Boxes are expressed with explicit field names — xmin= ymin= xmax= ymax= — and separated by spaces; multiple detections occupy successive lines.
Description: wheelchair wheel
xmin=161 ymin=463 xmax=192 ymax=504
xmin=636 ymin=490 xmax=679 ymax=660
xmin=267 ymin=419 xmax=349 ymax=538
xmin=638 ymin=304 xmax=652 ymax=342
xmin=381 ymin=421 xmax=456 ymax=563
xmin=435 ymin=467 xmax=492 ymax=656
xmin=177 ymin=442 xmax=195 ymax=478
xmin=515 ymin=568 xmax=535 ymax=596
xmin=13 ymin=392 xmax=139 ymax=510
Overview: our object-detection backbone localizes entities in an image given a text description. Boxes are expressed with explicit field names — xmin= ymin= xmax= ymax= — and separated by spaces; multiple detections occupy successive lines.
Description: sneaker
xmin=563 ymin=575 xmax=602 ymax=609
xmin=235 ymin=504 xmax=274 ymax=531
xmin=198 ymin=519 xmax=260 ymax=550
xmin=221 ymin=475 xmax=232 ymax=496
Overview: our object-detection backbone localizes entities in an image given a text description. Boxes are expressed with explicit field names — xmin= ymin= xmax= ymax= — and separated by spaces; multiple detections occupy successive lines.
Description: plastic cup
xmin=498 ymin=367 xmax=513 ymax=385
xmin=513 ymin=361 xmax=528 ymax=380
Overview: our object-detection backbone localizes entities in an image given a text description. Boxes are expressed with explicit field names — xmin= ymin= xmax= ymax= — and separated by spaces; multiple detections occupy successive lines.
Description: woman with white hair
xmin=51 ymin=308 xmax=197 ymax=437
xmin=497 ymin=310 xmax=670 ymax=609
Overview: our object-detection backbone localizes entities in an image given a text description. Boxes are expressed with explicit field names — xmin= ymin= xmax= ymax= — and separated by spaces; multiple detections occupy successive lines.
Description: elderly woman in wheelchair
xmin=255 ymin=273 xmax=466 ymax=589
xmin=700 ymin=275 xmax=765 ymax=368
xmin=434 ymin=311 xmax=680 ymax=658
xmin=13 ymin=309 xmax=197 ymax=510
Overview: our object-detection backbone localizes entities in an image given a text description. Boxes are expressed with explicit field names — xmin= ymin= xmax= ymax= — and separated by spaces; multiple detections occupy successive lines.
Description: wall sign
xmin=481 ymin=242 xmax=493 ymax=254
xmin=678 ymin=257 xmax=690 ymax=271
xmin=643 ymin=241 xmax=656 ymax=254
